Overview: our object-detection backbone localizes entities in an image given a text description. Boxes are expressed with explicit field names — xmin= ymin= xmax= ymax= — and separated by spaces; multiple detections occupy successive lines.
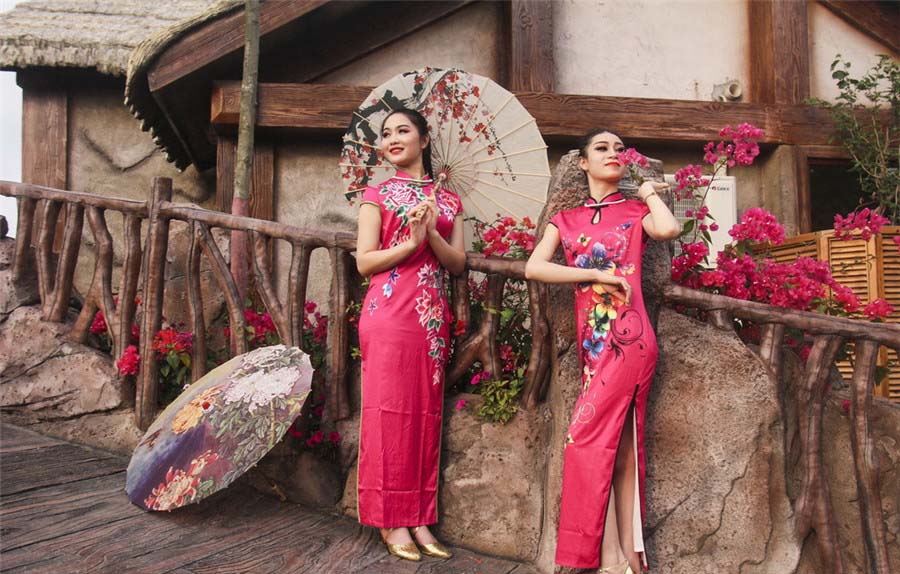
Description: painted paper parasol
xmin=126 ymin=345 xmax=314 ymax=511
xmin=339 ymin=67 xmax=550 ymax=229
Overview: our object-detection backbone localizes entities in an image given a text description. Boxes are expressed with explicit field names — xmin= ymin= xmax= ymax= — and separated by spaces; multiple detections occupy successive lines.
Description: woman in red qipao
xmin=355 ymin=108 xmax=465 ymax=562
xmin=525 ymin=130 xmax=680 ymax=574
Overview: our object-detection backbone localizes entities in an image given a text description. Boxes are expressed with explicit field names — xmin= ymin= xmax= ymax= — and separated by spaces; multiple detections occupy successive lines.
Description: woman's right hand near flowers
xmin=593 ymin=269 xmax=632 ymax=305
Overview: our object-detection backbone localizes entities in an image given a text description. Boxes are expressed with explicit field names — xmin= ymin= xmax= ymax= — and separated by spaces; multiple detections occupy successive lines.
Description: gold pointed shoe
xmin=385 ymin=541 xmax=422 ymax=561
xmin=411 ymin=527 xmax=453 ymax=559
xmin=380 ymin=530 xmax=421 ymax=562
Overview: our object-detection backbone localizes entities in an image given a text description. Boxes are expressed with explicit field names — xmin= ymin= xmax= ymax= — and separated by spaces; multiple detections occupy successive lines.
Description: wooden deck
xmin=0 ymin=424 xmax=541 ymax=574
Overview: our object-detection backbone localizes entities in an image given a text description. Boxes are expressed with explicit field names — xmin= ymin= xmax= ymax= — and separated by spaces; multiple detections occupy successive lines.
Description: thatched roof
xmin=124 ymin=0 xmax=242 ymax=169
xmin=0 ymin=1 xmax=217 ymax=76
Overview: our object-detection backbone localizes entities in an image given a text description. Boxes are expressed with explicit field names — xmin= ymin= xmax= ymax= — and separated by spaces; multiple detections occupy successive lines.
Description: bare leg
xmin=381 ymin=527 xmax=413 ymax=544
xmin=600 ymin=486 xmax=628 ymax=569
xmin=613 ymin=406 xmax=640 ymax=573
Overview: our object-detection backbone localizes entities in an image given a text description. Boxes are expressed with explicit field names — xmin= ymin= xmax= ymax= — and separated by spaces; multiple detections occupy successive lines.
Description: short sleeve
xmin=548 ymin=211 xmax=563 ymax=230
xmin=639 ymin=201 xmax=652 ymax=243
xmin=360 ymin=185 xmax=380 ymax=207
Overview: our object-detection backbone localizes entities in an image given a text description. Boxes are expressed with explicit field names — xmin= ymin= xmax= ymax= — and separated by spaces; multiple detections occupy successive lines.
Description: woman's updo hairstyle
xmin=382 ymin=108 xmax=435 ymax=179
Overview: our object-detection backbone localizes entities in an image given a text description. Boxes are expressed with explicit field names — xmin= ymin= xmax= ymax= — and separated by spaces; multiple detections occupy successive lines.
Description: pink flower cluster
xmin=617 ymin=148 xmax=649 ymax=168
xmin=672 ymin=164 xmax=710 ymax=200
xmin=243 ymin=309 xmax=277 ymax=346
xmin=728 ymin=207 xmax=785 ymax=245
xmin=469 ymin=370 xmax=491 ymax=386
xmin=863 ymin=298 xmax=895 ymax=320
xmin=303 ymin=302 xmax=328 ymax=346
xmin=703 ymin=123 xmax=764 ymax=167
xmin=303 ymin=429 xmax=341 ymax=448
xmin=153 ymin=326 xmax=193 ymax=359
xmin=476 ymin=216 xmax=536 ymax=258
xmin=117 ymin=345 xmax=140 ymax=376
xmin=672 ymin=242 xmax=710 ymax=282
xmin=833 ymin=208 xmax=890 ymax=242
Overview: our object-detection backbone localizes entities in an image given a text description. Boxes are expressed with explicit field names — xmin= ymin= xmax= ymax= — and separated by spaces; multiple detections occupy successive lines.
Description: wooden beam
xmin=506 ymin=0 xmax=554 ymax=92
xmin=216 ymin=135 xmax=237 ymax=213
xmin=749 ymin=0 xmax=810 ymax=104
xmin=147 ymin=0 xmax=330 ymax=91
xmin=819 ymin=1 xmax=900 ymax=55
xmin=795 ymin=146 xmax=812 ymax=234
xmin=210 ymin=81 xmax=844 ymax=146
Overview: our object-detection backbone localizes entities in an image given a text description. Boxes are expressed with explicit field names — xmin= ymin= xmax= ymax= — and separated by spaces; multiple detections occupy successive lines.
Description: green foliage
xmin=809 ymin=54 xmax=900 ymax=223
xmin=476 ymin=371 xmax=525 ymax=424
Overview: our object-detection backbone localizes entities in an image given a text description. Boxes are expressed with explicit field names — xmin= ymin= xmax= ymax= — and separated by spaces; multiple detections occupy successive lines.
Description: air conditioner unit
xmin=664 ymin=174 xmax=737 ymax=265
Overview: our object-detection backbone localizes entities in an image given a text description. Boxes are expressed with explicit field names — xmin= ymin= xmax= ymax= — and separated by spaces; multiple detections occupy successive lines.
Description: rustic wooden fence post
xmin=136 ymin=177 xmax=172 ymax=430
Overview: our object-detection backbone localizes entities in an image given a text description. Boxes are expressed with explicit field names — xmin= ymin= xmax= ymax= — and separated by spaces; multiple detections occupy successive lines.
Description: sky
xmin=0 ymin=0 xmax=23 ymax=236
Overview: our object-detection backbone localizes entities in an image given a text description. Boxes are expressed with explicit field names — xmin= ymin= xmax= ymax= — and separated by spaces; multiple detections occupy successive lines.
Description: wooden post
xmin=849 ymin=340 xmax=891 ymax=574
xmin=230 ymin=0 xmax=261 ymax=303
xmin=136 ymin=177 xmax=173 ymax=430
xmin=506 ymin=0 xmax=554 ymax=92
xmin=327 ymin=246 xmax=353 ymax=420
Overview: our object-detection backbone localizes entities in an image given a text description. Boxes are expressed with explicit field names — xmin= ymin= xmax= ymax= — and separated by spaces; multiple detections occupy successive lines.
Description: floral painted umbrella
xmin=340 ymin=67 xmax=550 ymax=230
xmin=126 ymin=345 xmax=314 ymax=511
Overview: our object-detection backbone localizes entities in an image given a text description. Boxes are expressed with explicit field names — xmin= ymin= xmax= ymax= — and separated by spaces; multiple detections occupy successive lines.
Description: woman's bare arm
xmin=525 ymin=224 xmax=631 ymax=304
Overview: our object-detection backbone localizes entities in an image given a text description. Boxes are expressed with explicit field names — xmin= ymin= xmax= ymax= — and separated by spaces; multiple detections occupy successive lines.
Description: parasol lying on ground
xmin=126 ymin=345 xmax=314 ymax=511
xmin=339 ymin=67 xmax=550 ymax=231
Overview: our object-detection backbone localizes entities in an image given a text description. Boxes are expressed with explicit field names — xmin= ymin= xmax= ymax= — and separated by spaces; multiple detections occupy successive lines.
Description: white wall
xmin=0 ymin=1 xmax=23 ymax=237
xmin=808 ymin=3 xmax=897 ymax=103
xmin=554 ymin=0 xmax=750 ymax=100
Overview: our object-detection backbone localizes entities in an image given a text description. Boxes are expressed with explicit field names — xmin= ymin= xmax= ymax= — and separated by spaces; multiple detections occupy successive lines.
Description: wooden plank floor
xmin=0 ymin=424 xmax=541 ymax=574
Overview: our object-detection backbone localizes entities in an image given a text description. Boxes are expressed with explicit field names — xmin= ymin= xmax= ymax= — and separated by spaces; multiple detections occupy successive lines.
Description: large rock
xmin=0 ymin=237 xmax=39 ymax=322
xmin=642 ymin=309 xmax=800 ymax=573
xmin=0 ymin=306 xmax=127 ymax=423
xmin=439 ymin=392 xmax=550 ymax=561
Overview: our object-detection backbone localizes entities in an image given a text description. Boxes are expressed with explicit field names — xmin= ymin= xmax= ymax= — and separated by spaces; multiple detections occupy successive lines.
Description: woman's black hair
xmin=578 ymin=128 xmax=614 ymax=158
xmin=382 ymin=108 xmax=435 ymax=179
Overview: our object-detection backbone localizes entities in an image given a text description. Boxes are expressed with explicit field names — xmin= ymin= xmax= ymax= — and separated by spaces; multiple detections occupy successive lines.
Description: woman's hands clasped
xmin=407 ymin=196 xmax=438 ymax=247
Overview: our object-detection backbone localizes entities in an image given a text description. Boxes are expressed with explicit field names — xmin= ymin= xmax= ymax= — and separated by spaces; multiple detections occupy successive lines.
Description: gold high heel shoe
xmin=410 ymin=526 xmax=453 ymax=559
xmin=380 ymin=529 xmax=421 ymax=562
xmin=598 ymin=561 xmax=634 ymax=574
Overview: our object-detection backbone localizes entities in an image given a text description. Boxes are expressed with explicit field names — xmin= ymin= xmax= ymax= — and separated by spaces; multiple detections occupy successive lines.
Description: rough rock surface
xmin=642 ymin=309 xmax=800 ymax=573
xmin=0 ymin=237 xmax=39 ymax=322
xmin=438 ymin=393 xmax=550 ymax=561
xmin=0 ymin=306 xmax=127 ymax=423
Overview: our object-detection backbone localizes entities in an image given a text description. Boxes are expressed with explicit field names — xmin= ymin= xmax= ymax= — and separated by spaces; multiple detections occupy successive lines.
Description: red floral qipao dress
xmin=550 ymin=193 xmax=657 ymax=569
xmin=356 ymin=171 xmax=462 ymax=528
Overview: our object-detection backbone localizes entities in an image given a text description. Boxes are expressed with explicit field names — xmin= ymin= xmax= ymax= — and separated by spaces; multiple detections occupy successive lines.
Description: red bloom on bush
xmin=452 ymin=319 xmax=467 ymax=336
xmin=117 ymin=345 xmax=140 ymax=376
xmin=90 ymin=311 xmax=108 ymax=335
xmin=833 ymin=208 xmax=890 ymax=242
xmin=153 ymin=326 xmax=193 ymax=358
xmin=863 ymin=298 xmax=894 ymax=320
xmin=728 ymin=208 xmax=785 ymax=245
xmin=328 ymin=432 xmax=341 ymax=443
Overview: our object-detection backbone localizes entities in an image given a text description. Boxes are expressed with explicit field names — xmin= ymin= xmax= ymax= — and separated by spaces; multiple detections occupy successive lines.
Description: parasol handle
xmin=433 ymin=171 xmax=447 ymax=190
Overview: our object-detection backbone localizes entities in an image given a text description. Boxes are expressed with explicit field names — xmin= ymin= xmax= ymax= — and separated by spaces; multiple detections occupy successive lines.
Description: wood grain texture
xmin=507 ymin=0 xmax=554 ymax=92
xmin=147 ymin=0 xmax=330 ymax=91
xmin=748 ymin=0 xmax=809 ymax=104
xmin=0 ymin=424 xmax=536 ymax=574
xmin=210 ymin=82 xmax=844 ymax=146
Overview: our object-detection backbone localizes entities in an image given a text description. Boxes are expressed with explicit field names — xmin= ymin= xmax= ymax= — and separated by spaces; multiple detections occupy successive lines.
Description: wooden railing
xmin=2 ymin=178 xmax=896 ymax=572
xmin=664 ymin=284 xmax=900 ymax=574
xmin=0 ymin=178 xmax=552 ymax=431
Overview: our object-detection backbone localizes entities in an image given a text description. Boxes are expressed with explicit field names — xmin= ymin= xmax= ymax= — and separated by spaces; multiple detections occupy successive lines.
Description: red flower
xmin=863 ymin=298 xmax=894 ymax=320
xmin=117 ymin=345 xmax=140 ymax=376
xmin=452 ymin=319 xmax=467 ymax=336
xmin=328 ymin=432 xmax=341 ymax=443
xmin=90 ymin=311 xmax=108 ymax=335
xmin=833 ymin=208 xmax=890 ymax=242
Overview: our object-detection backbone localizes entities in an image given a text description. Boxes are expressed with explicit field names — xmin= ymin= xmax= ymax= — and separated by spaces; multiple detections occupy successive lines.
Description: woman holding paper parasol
xmin=344 ymin=68 xmax=549 ymax=562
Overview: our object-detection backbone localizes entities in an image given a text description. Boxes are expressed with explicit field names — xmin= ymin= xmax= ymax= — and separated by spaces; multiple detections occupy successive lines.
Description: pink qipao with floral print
xmin=550 ymin=193 xmax=657 ymax=569
xmin=356 ymin=172 xmax=462 ymax=528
